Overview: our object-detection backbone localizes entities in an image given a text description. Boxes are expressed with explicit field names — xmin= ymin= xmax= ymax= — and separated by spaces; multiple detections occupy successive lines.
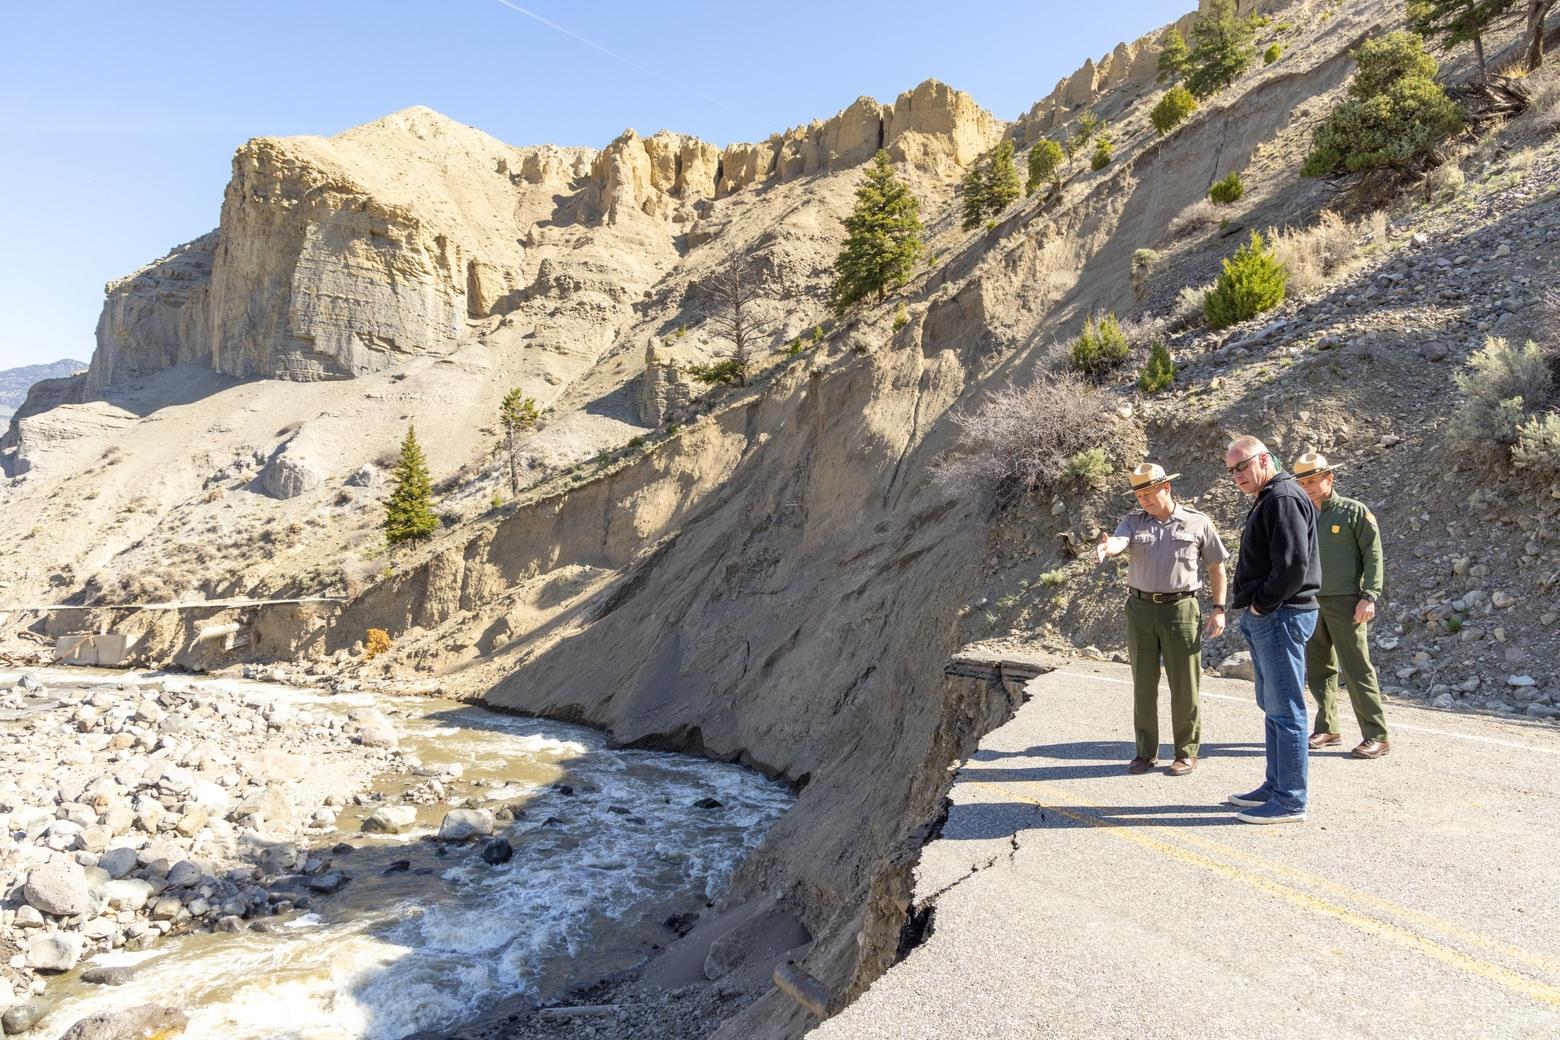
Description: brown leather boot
xmin=1352 ymin=738 xmax=1390 ymax=760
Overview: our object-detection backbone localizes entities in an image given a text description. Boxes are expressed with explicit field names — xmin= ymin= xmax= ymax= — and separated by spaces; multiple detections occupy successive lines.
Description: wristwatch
xmin=1211 ymin=603 xmax=1227 ymax=613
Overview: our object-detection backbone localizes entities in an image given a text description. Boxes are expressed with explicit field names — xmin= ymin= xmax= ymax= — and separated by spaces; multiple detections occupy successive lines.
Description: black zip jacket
xmin=1231 ymin=471 xmax=1320 ymax=613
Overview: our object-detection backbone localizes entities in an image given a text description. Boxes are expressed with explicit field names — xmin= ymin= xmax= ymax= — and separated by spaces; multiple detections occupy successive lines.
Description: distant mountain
xmin=0 ymin=359 xmax=87 ymax=419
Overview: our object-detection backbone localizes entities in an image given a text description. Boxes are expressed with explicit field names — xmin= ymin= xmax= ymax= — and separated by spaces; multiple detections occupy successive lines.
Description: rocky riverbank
xmin=0 ymin=667 xmax=793 ymax=1040
xmin=0 ymin=667 xmax=476 ymax=1036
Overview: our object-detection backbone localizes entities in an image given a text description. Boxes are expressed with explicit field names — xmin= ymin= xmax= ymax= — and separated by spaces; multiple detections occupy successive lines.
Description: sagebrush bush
xmin=1427 ymin=162 xmax=1464 ymax=200
xmin=1170 ymin=198 xmax=1220 ymax=235
xmin=1131 ymin=248 xmax=1160 ymax=300
xmin=1512 ymin=412 xmax=1560 ymax=479
xmin=1138 ymin=341 xmax=1175 ymax=394
xmin=1151 ymin=86 xmax=1198 ymax=135
xmin=1173 ymin=282 xmax=1214 ymax=326
xmin=1209 ymin=171 xmax=1245 ymax=204
xmin=1071 ymin=313 xmax=1131 ymax=376
xmin=1062 ymin=446 xmax=1113 ymax=487
xmin=1204 ymin=232 xmax=1288 ymax=330
xmin=933 ymin=373 xmax=1119 ymax=507
xmin=1302 ymin=31 xmax=1462 ymax=177
xmin=1446 ymin=337 xmax=1554 ymax=462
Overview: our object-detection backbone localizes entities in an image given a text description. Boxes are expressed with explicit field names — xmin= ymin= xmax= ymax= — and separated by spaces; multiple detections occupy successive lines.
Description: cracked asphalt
xmin=808 ymin=661 xmax=1560 ymax=1039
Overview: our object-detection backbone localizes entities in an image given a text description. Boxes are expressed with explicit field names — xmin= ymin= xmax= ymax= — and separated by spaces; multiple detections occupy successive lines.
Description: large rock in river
xmin=57 ymin=1005 xmax=189 ymax=1040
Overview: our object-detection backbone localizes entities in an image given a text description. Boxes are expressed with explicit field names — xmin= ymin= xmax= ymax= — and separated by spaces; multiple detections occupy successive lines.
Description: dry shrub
xmin=1170 ymin=199 xmax=1220 ymax=236
xmin=1118 ymin=313 xmax=1170 ymax=349
xmin=1427 ymin=162 xmax=1464 ymax=200
xmin=364 ymin=628 xmax=392 ymax=660
xmin=275 ymin=421 xmax=303 ymax=438
xmin=1172 ymin=281 xmax=1216 ymax=326
xmin=932 ymin=372 xmax=1120 ymax=509
xmin=1531 ymin=79 xmax=1560 ymax=132
xmin=1267 ymin=210 xmax=1378 ymax=295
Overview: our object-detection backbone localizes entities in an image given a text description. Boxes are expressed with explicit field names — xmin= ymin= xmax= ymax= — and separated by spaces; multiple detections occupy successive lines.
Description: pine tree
xmin=1203 ymin=232 xmax=1288 ymax=330
xmin=498 ymin=388 xmax=539 ymax=496
xmin=961 ymin=140 xmax=1022 ymax=230
xmin=384 ymin=425 xmax=439 ymax=548
xmin=830 ymin=151 xmax=926 ymax=312
xmin=1301 ymin=32 xmax=1463 ymax=177
xmin=987 ymin=139 xmax=1022 ymax=212
xmin=1209 ymin=171 xmax=1245 ymax=204
xmin=1409 ymin=0 xmax=1519 ymax=79
xmin=1186 ymin=0 xmax=1258 ymax=99
xmin=1151 ymin=85 xmax=1199 ymax=135
xmin=1138 ymin=341 xmax=1175 ymax=395
xmin=1158 ymin=27 xmax=1192 ymax=82
xmin=1026 ymin=139 xmax=1066 ymax=194
xmin=960 ymin=163 xmax=989 ymax=232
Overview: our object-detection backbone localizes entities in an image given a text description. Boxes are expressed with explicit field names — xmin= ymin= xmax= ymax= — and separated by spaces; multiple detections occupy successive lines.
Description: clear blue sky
xmin=0 ymin=0 xmax=1189 ymax=370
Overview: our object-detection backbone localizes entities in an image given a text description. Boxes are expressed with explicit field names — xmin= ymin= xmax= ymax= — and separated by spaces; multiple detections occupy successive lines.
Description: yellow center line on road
xmin=969 ymin=779 xmax=1560 ymax=1011
xmin=1049 ymin=669 xmax=1560 ymax=757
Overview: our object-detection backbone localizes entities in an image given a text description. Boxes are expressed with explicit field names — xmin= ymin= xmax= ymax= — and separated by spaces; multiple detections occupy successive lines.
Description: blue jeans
xmin=1239 ymin=606 xmax=1318 ymax=812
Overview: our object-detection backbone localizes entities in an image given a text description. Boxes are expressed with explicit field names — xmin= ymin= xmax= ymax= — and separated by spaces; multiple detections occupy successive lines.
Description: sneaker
xmin=1226 ymin=785 xmax=1273 ymax=808
xmin=1236 ymin=800 xmax=1307 ymax=825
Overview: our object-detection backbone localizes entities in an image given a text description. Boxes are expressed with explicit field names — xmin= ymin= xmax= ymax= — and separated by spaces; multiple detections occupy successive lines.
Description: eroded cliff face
xmin=84 ymin=83 xmax=1002 ymax=392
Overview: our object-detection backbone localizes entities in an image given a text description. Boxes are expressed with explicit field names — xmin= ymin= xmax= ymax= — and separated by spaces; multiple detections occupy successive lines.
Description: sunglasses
xmin=1227 ymin=453 xmax=1265 ymax=475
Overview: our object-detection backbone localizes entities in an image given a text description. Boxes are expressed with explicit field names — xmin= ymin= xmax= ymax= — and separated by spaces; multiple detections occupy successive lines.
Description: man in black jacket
xmin=1224 ymin=435 xmax=1321 ymax=825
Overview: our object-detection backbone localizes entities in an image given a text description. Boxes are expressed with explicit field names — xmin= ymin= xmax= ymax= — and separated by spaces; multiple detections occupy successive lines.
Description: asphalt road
xmin=809 ymin=661 xmax=1560 ymax=1039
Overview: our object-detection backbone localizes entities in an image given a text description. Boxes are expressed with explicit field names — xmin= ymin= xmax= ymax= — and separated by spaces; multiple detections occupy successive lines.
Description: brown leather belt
xmin=1129 ymin=588 xmax=1197 ymax=603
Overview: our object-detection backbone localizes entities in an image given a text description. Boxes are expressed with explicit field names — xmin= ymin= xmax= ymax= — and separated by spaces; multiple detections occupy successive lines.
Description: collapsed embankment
xmin=321 ymin=339 xmax=1018 ymax=1036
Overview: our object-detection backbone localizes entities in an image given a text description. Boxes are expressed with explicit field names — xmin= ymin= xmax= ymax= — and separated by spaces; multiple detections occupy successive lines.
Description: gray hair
xmin=1227 ymin=435 xmax=1268 ymax=457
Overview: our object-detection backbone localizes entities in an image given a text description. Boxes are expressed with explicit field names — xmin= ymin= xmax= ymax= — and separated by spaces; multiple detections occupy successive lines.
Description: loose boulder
xmin=1218 ymin=652 xmax=1256 ymax=681
xmin=360 ymin=805 xmax=418 ymax=834
xmin=260 ymin=451 xmax=323 ymax=500
xmin=2 ymin=1002 xmax=50 ymax=1036
xmin=23 ymin=857 xmax=90 ymax=917
xmin=27 ymin=931 xmax=85 ymax=972
xmin=480 ymin=838 xmax=514 ymax=865
xmin=57 ymin=1005 xmax=189 ymax=1040
xmin=349 ymin=709 xmax=399 ymax=749
xmin=437 ymin=809 xmax=495 ymax=842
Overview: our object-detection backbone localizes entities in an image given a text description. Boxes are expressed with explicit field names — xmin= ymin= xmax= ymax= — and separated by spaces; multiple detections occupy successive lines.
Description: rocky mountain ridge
xmin=0 ymin=360 xmax=86 ymax=424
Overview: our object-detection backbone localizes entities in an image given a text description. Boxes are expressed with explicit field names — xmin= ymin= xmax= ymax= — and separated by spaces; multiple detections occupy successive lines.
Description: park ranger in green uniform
xmin=1293 ymin=452 xmax=1390 ymax=760
xmin=1094 ymin=463 xmax=1230 ymax=776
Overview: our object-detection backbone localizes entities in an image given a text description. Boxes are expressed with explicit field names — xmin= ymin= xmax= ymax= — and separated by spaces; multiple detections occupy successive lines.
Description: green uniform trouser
xmin=1124 ymin=595 xmax=1201 ymax=761
xmin=1306 ymin=595 xmax=1389 ymax=741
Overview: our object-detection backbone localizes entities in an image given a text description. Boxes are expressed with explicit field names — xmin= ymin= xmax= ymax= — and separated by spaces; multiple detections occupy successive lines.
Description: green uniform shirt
xmin=1317 ymin=492 xmax=1384 ymax=599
